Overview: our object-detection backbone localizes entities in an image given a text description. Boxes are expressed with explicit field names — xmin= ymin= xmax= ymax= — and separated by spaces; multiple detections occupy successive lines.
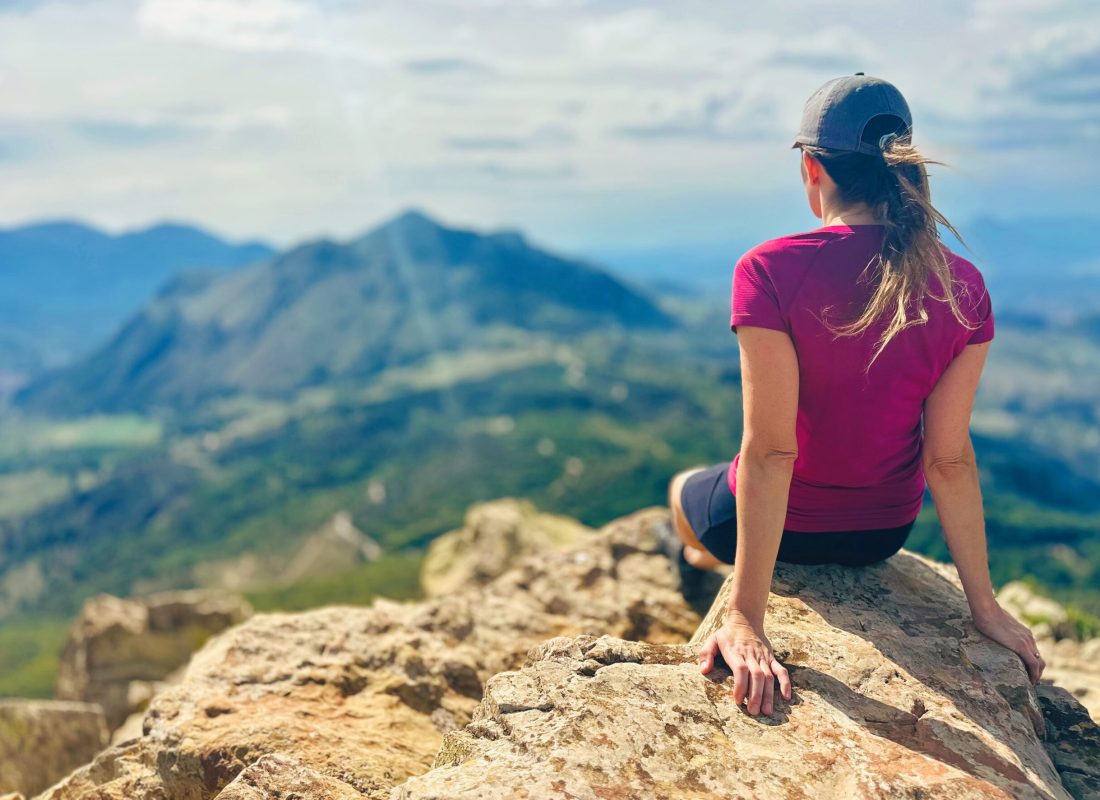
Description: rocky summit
xmin=21 ymin=500 xmax=1100 ymax=800
xmin=398 ymin=551 xmax=1096 ymax=799
xmin=55 ymin=590 xmax=253 ymax=737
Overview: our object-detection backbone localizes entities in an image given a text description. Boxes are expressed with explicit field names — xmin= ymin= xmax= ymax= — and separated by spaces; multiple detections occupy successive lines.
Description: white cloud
xmin=0 ymin=0 xmax=1096 ymax=248
xmin=137 ymin=0 xmax=316 ymax=51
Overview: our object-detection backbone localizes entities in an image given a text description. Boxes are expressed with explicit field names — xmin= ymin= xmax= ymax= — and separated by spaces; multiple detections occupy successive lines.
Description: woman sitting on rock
xmin=663 ymin=73 xmax=1046 ymax=718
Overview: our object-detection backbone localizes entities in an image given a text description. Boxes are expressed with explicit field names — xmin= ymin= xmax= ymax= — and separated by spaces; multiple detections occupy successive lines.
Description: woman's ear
xmin=802 ymin=151 xmax=820 ymax=185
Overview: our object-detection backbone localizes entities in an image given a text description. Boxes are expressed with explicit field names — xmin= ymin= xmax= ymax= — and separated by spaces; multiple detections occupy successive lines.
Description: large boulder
xmin=30 ymin=502 xmax=1100 ymax=800
xmin=55 ymin=590 xmax=253 ymax=732
xmin=0 ymin=699 xmax=108 ymax=797
xmin=395 ymin=550 xmax=1100 ymax=799
xmin=31 ymin=739 xmax=165 ymax=800
xmin=34 ymin=504 xmax=695 ymax=800
xmin=419 ymin=498 xmax=592 ymax=598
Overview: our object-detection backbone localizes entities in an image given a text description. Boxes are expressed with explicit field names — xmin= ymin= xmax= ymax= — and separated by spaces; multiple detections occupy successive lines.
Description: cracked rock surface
xmin=26 ymin=502 xmax=1100 ymax=800
xmin=394 ymin=550 xmax=1100 ymax=800
xmin=32 ymin=504 xmax=696 ymax=800
xmin=213 ymin=754 xmax=365 ymax=799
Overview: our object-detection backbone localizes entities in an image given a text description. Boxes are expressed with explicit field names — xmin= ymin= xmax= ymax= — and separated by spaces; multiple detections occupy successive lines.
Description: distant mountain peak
xmin=351 ymin=207 xmax=454 ymax=254
xmin=377 ymin=207 xmax=445 ymax=234
xmin=363 ymin=208 xmax=531 ymax=254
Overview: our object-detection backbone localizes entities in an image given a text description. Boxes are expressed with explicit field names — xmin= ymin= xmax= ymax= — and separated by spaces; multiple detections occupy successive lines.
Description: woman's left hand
xmin=697 ymin=612 xmax=792 ymax=716
xmin=973 ymin=602 xmax=1046 ymax=684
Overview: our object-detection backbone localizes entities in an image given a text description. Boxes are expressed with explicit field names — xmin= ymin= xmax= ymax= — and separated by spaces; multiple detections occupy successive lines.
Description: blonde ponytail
xmin=797 ymin=128 xmax=983 ymax=373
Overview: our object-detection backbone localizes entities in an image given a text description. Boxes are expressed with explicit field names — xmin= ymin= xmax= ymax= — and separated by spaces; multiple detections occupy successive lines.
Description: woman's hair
xmin=796 ymin=114 xmax=979 ymax=373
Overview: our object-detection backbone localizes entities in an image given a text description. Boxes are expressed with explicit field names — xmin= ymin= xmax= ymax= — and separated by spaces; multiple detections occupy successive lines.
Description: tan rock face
xmin=213 ymin=754 xmax=364 ymax=799
xmin=0 ymin=699 xmax=108 ymax=797
xmin=33 ymin=739 xmax=166 ymax=800
xmin=34 ymin=505 xmax=696 ymax=800
xmin=395 ymin=550 xmax=1099 ymax=800
xmin=55 ymin=590 xmax=253 ymax=732
xmin=29 ymin=503 xmax=1100 ymax=800
xmin=419 ymin=498 xmax=593 ymax=598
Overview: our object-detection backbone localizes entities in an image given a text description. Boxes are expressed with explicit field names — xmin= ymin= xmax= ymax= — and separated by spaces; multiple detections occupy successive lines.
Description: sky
xmin=1 ymin=0 xmax=1098 ymax=255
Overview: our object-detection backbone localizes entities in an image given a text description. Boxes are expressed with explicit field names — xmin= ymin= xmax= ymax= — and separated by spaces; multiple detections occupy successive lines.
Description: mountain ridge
xmin=14 ymin=208 xmax=676 ymax=415
xmin=0 ymin=218 xmax=275 ymax=376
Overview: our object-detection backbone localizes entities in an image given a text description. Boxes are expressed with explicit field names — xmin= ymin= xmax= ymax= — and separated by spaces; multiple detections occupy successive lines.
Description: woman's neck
xmin=821 ymin=210 xmax=884 ymax=226
xmin=818 ymin=196 xmax=886 ymax=226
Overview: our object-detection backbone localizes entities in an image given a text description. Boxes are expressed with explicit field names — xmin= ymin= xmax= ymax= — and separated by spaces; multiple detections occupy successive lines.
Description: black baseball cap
xmin=792 ymin=72 xmax=912 ymax=156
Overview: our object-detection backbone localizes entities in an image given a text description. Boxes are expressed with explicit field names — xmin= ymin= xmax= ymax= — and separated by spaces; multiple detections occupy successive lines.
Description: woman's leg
xmin=668 ymin=466 xmax=726 ymax=570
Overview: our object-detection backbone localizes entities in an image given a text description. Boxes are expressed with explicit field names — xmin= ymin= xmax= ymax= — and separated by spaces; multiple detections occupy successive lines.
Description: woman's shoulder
xmin=738 ymin=228 xmax=836 ymax=266
xmin=939 ymin=243 xmax=990 ymax=291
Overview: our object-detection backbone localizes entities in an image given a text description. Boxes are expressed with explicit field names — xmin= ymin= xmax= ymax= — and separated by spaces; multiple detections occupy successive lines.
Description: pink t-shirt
xmin=727 ymin=223 xmax=994 ymax=532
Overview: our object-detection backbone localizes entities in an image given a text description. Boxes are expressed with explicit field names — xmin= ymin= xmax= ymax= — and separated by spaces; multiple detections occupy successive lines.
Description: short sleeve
xmin=730 ymin=252 xmax=787 ymax=335
xmin=966 ymin=273 xmax=995 ymax=345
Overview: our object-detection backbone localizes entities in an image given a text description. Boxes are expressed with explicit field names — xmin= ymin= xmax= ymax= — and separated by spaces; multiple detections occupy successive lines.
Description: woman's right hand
xmin=697 ymin=612 xmax=792 ymax=716
xmin=973 ymin=603 xmax=1046 ymax=684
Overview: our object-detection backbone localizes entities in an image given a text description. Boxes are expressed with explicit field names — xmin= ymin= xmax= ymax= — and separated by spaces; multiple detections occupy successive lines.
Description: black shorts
xmin=680 ymin=461 xmax=915 ymax=567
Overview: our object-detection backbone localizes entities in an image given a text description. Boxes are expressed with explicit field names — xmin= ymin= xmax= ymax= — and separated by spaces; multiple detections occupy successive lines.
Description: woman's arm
xmin=697 ymin=324 xmax=798 ymax=716
xmin=923 ymin=340 xmax=1045 ymax=683
xmin=727 ymin=447 xmax=797 ymax=626
xmin=924 ymin=435 xmax=997 ymax=617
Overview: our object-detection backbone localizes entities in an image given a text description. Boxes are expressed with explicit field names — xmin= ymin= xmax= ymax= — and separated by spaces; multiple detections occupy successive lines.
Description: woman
xmin=665 ymin=73 xmax=1046 ymax=718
